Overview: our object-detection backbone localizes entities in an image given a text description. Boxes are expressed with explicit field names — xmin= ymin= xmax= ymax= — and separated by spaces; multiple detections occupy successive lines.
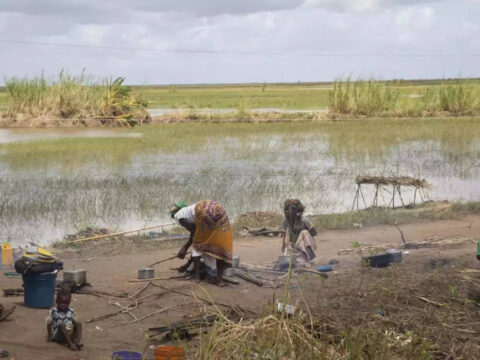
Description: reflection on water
xmin=0 ymin=120 xmax=479 ymax=246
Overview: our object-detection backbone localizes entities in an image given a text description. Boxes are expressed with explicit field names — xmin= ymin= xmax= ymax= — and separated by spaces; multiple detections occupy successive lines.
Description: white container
xmin=277 ymin=301 xmax=296 ymax=315
xmin=232 ymin=256 xmax=240 ymax=268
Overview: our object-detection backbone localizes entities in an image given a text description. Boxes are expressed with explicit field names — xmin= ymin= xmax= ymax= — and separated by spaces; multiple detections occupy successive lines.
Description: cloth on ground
xmin=193 ymin=200 xmax=233 ymax=264
xmin=284 ymin=229 xmax=317 ymax=268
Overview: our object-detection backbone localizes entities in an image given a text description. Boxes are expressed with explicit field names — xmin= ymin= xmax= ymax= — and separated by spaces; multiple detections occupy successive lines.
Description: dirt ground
xmin=1 ymin=215 xmax=479 ymax=360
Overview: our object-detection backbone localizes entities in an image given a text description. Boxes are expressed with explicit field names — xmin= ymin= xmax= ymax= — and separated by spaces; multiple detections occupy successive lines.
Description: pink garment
xmin=283 ymin=229 xmax=317 ymax=268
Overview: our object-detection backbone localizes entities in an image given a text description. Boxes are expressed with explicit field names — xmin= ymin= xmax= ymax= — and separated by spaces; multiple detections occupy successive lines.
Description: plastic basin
xmin=317 ymin=265 xmax=333 ymax=272
xmin=155 ymin=346 xmax=184 ymax=360
xmin=362 ymin=253 xmax=392 ymax=268
xmin=111 ymin=351 xmax=142 ymax=360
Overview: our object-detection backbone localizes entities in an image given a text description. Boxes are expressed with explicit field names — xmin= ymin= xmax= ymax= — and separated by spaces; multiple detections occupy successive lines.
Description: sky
xmin=0 ymin=0 xmax=479 ymax=84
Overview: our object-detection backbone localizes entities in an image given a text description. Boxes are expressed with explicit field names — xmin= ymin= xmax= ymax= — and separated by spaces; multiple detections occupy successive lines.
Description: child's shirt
xmin=48 ymin=307 xmax=76 ymax=337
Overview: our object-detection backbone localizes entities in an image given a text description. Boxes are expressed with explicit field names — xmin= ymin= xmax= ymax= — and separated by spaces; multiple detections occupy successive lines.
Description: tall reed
xmin=329 ymin=78 xmax=400 ymax=115
xmin=4 ymin=70 xmax=148 ymax=120
xmin=330 ymin=78 xmax=480 ymax=116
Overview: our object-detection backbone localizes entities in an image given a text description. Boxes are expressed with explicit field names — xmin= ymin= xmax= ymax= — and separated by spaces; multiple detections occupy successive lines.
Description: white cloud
xmin=0 ymin=0 xmax=479 ymax=84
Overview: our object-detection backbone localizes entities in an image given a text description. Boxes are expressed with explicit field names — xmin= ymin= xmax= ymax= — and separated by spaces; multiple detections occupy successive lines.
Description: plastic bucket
xmin=23 ymin=272 xmax=57 ymax=308
xmin=155 ymin=346 xmax=184 ymax=360
xmin=111 ymin=351 xmax=142 ymax=360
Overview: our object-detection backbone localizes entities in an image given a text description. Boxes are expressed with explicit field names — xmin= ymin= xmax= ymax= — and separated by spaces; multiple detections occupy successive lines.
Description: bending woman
xmin=282 ymin=198 xmax=317 ymax=268
xmin=170 ymin=200 xmax=233 ymax=286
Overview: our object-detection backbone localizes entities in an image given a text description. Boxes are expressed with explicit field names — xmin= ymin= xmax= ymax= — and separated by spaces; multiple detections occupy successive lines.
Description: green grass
xmin=3 ymin=71 xmax=148 ymax=121
xmin=2 ymin=117 xmax=479 ymax=169
xmin=329 ymin=78 xmax=480 ymax=116
xmin=132 ymin=83 xmax=331 ymax=109
xmin=311 ymin=201 xmax=480 ymax=231
xmin=3 ymin=76 xmax=480 ymax=117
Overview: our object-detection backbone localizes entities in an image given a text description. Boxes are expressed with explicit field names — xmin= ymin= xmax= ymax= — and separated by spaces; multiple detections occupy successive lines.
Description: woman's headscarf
xmin=283 ymin=198 xmax=305 ymax=227
xmin=169 ymin=201 xmax=188 ymax=218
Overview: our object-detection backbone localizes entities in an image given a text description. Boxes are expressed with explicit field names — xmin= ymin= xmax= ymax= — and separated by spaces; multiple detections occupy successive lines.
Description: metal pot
xmin=278 ymin=255 xmax=296 ymax=268
xmin=224 ymin=267 xmax=235 ymax=277
xmin=63 ymin=270 xmax=87 ymax=286
xmin=232 ymin=256 xmax=240 ymax=268
xmin=137 ymin=268 xmax=154 ymax=279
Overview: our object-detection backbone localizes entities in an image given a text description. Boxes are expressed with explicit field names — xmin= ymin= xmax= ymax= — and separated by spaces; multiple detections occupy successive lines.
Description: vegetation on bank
xmin=2 ymin=71 xmax=149 ymax=125
xmin=329 ymin=78 xmax=480 ymax=117
xmin=232 ymin=200 xmax=480 ymax=236
xmin=3 ymin=73 xmax=480 ymax=126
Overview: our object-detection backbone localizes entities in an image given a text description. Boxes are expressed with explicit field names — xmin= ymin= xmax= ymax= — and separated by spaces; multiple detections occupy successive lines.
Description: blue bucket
xmin=111 ymin=351 xmax=142 ymax=360
xmin=23 ymin=272 xmax=57 ymax=308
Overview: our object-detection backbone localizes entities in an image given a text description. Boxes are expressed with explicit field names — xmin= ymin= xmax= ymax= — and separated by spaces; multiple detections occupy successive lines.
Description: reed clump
xmin=329 ymin=78 xmax=400 ymax=116
xmin=329 ymin=78 xmax=480 ymax=117
xmin=4 ymin=71 xmax=149 ymax=125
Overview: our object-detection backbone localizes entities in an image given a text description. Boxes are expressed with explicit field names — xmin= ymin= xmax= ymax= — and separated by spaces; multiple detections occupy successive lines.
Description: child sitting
xmin=46 ymin=288 xmax=83 ymax=351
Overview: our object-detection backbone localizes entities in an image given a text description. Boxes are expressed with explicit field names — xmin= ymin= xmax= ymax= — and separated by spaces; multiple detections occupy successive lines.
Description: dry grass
xmin=355 ymin=175 xmax=430 ymax=188
xmin=197 ymin=255 xmax=480 ymax=359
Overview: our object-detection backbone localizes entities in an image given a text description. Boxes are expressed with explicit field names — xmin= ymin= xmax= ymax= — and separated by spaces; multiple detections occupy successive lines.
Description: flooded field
xmin=0 ymin=118 xmax=479 ymax=246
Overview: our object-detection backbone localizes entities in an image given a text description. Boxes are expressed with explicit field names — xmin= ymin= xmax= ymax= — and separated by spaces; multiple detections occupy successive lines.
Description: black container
xmin=362 ymin=253 xmax=393 ymax=268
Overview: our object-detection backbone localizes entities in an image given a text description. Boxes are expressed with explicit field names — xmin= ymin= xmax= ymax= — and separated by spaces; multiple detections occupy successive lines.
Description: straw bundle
xmin=355 ymin=175 xmax=429 ymax=188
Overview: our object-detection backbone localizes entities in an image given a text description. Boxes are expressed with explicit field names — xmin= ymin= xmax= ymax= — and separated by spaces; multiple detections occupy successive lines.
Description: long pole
xmin=69 ymin=223 xmax=177 ymax=243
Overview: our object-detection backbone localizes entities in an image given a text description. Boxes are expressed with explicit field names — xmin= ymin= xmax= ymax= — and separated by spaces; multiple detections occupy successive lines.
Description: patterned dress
xmin=48 ymin=307 xmax=76 ymax=342
xmin=192 ymin=200 xmax=233 ymax=264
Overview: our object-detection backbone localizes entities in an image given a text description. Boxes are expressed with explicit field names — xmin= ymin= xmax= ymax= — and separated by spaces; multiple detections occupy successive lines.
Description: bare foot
xmin=68 ymin=343 xmax=79 ymax=351
xmin=75 ymin=343 xmax=84 ymax=350
xmin=0 ymin=305 xmax=15 ymax=321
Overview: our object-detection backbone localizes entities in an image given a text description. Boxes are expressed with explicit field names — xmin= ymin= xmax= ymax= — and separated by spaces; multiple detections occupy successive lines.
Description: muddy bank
xmin=2 ymin=214 xmax=480 ymax=359
xmin=0 ymin=115 xmax=151 ymax=128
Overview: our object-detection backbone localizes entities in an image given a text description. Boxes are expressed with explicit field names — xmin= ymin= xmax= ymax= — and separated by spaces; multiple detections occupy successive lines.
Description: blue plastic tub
xmin=317 ymin=265 xmax=334 ymax=272
xmin=111 ymin=351 xmax=142 ymax=360
xmin=23 ymin=272 xmax=57 ymax=308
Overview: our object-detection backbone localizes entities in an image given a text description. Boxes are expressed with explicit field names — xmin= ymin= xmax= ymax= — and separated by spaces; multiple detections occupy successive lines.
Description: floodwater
xmin=0 ymin=119 xmax=479 ymax=246
xmin=0 ymin=129 xmax=142 ymax=144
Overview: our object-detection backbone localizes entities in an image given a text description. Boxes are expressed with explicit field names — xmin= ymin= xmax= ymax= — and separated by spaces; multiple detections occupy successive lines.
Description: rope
xmin=69 ymin=223 xmax=177 ymax=243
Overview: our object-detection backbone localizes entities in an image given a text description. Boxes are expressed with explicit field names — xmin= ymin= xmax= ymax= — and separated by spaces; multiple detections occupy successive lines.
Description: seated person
xmin=46 ymin=288 xmax=83 ymax=351
xmin=282 ymin=198 xmax=318 ymax=268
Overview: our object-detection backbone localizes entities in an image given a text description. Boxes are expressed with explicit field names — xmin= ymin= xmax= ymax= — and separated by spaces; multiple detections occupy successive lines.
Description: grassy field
xmin=131 ymin=83 xmax=332 ymax=109
xmin=0 ymin=79 xmax=462 ymax=112
xmin=2 ymin=77 xmax=480 ymax=119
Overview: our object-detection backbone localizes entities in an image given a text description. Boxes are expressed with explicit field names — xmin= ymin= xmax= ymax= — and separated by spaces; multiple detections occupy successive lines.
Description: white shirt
xmin=174 ymin=204 xmax=196 ymax=223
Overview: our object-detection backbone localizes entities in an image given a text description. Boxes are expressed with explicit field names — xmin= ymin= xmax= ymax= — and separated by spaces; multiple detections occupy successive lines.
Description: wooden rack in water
xmin=353 ymin=175 xmax=430 ymax=210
